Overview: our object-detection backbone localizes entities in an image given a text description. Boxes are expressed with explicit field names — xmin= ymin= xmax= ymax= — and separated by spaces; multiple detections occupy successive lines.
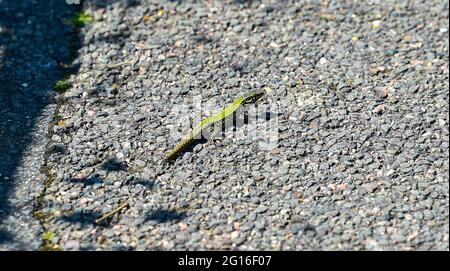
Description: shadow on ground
xmin=0 ymin=0 xmax=81 ymax=246
xmin=60 ymin=207 xmax=186 ymax=226
xmin=59 ymin=156 xmax=158 ymax=227
xmin=145 ymin=210 xmax=187 ymax=223
xmin=57 ymin=155 xmax=185 ymax=228
xmin=1 ymin=0 xmax=253 ymax=247
xmin=0 ymin=0 xmax=144 ymax=248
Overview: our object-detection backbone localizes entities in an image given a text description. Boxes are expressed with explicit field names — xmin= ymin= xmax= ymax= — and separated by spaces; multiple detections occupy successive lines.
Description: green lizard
xmin=166 ymin=89 xmax=266 ymax=160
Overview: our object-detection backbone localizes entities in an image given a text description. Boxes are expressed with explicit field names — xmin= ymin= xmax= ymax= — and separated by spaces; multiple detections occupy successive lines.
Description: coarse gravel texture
xmin=34 ymin=0 xmax=450 ymax=250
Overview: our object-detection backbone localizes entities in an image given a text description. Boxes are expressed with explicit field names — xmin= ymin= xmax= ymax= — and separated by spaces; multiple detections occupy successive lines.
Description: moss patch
xmin=70 ymin=11 xmax=93 ymax=27
xmin=41 ymin=230 xmax=61 ymax=251
xmin=54 ymin=80 xmax=71 ymax=92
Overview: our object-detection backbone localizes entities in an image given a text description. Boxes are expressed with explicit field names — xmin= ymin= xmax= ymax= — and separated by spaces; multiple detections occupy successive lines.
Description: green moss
xmin=70 ymin=11 xmax=93 ymax=26
xmin=34 ymin=210 xmax=48 ymax=221
xmin=41 ymin=230 xmax=61 ymax=251
xmin=35 ymin=166 xmax=61 ymax=251
xmin=54 ymin=80 xmax=71 ymax=92
xmin=42 ymin=231 xmax=54 ymax=241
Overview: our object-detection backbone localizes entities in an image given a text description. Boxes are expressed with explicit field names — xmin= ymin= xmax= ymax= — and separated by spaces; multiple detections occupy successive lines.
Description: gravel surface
xmin=2 ymin=0 xmax=449 ymax=250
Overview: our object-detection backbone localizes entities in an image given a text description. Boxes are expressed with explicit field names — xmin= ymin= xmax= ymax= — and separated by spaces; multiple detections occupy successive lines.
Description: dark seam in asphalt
xmin=33 ymin=4 xmax=83 ymax=251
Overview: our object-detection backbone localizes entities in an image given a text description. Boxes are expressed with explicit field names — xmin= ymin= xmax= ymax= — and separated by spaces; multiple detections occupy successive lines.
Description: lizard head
xmin=242 ymin=89 xmax=266 ymax=104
